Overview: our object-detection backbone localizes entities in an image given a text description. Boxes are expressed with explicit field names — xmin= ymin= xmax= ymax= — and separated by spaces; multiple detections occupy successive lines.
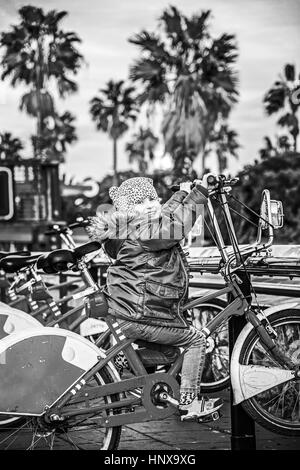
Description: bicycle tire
xmin=188 ymin=299 xmax=230 ymax=393
xmin=239 ymin=309 xmax=300 ymax=436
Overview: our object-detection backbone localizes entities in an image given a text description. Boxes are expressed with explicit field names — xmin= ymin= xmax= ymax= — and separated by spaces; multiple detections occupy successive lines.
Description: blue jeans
xmin=119 ymin=320 xmax=207 ymax=395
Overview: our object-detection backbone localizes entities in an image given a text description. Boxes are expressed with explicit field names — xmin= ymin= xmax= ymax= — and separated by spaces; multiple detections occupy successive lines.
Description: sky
xmin=0 ymin=0 xmax=299 ymax=182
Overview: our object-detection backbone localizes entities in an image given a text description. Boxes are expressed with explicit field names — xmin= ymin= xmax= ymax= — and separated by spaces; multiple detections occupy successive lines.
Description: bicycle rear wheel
xmin=0 ymin=366 xmax=122 ymax=450
xmin=240 ymin=309 xmax=300 ymax=436
xmin=189 ymin=299 xmax=230 ymax=392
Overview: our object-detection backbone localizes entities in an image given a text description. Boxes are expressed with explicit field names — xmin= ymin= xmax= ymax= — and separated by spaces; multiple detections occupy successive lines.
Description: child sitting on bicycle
xmin=86 ymin=176 xmax=223 ymax=421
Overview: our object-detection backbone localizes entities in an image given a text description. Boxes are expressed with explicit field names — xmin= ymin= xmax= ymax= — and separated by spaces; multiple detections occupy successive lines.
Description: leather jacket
xmin=100 ymin=187 xmax=207 ymax=329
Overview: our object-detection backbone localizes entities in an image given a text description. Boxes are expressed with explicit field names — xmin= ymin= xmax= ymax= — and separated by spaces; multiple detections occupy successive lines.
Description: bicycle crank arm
xmin=157 ymin=392 xmax=179 ymax=407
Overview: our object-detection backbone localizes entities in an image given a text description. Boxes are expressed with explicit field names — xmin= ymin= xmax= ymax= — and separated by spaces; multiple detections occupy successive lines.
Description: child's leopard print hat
xmin=109 ymin=177 xmax=159 ymax=213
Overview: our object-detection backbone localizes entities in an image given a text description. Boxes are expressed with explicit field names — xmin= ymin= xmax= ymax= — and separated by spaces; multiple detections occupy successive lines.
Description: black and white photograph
xmin=0 ymin=0 xmax=299 ymax=454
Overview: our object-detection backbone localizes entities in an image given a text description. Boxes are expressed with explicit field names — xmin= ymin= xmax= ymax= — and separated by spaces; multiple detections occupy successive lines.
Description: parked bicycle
xmin=0 ymin=175 xmax=299 ymax=449
xmin=0 ymin=221 xmax=229 ymax=392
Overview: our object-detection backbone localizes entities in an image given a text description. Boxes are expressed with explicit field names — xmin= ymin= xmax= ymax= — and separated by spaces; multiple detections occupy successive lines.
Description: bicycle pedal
xmin=197 ymin=411 xmax=222 ymax=423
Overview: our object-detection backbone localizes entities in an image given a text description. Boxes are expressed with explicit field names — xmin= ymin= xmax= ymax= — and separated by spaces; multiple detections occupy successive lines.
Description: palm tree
xmin=263 ymin=64 xmax=300 ymax=151
xmin=89 ymin=80 xmax=138 ymax=185
xmin=0 ymin=132 xmax=23 ymax=161
xmin=125 ymin=127 xmax=158 ymax=172
xmin=0 ymin=5 xmax=83 ymax=158
xmin=129 ymin=6 xmax=239 ymax=174
xmin=206 ymin=124 xmax=240 ymax=173
xmin=31 ymin=111 xmax=77 ymax=163
xmin=259 ymin=134 xmax=293 ymax=159
xmin=259 ymin=136 xmax=277 ymax=160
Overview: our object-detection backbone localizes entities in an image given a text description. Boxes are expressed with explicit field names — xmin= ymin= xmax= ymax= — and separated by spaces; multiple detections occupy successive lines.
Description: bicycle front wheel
xmin=0 ymin=366 xmax=122 ymax=450
xmin=240 ymin=309 xmax=300 ymax=436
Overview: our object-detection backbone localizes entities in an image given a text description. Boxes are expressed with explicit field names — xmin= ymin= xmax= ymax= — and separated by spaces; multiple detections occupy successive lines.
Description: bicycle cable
xmin=210 ymin=188 xmax=268 ymax=314
xmin=229 ymin=192 xmax=275 ymax=230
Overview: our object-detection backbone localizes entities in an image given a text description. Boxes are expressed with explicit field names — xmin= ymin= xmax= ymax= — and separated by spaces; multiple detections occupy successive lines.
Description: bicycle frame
xmin=0 ymin=181 xmax=296 ymax=429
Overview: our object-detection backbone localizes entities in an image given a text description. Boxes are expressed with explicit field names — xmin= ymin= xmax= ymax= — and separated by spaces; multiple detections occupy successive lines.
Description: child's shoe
xmin=114 ymin=352 xmax=129 ymax=376
xmin=179 ymin=396 xmax=223 ymax=422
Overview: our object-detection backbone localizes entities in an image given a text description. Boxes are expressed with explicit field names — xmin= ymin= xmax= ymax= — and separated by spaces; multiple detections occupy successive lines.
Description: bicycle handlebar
xmin=44 ymin=223 xmax=68 ymax=236
xmin=45 ymin=219 xmax=89 ymax=236
xmin=69 ymin=219 xmax=89 ymax=229
xmin=171 ymin=175 xmax=239 ymax=194
xmin=171 ymin=182 xmax=209 ymax=198
xmin=171 ymin=175 xmax=275 ymax=278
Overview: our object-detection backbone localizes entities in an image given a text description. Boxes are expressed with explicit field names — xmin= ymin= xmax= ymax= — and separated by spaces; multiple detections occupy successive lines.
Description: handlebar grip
xmin=44 ymin=222 xmax=68 ymax=236
xmin=45 ymin=230 xmax=59 ymax=236
xmin=171 ymin=183 xmax=196 ymax=192
xmin=44 ymin=228 xmax=68 ymax=236
xmin=206 ymin=174 xmax=218 ymax=186
xmin=69 ymin=220 xmax=89 ymax=229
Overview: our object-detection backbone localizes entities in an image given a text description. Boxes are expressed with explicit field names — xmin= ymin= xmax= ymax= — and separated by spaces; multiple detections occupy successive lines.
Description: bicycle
xmin=0 ymin=175 xmax=299 ymax=449
xmin=0 ymin=223 xmax=229 ymax=392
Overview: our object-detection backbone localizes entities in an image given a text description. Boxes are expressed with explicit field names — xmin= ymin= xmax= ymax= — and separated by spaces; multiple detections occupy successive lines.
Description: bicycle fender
xmin=0 ymin=327 xmax=120 ymax=416
xmin=230 ymin=302 xmax=300 ymax=405
xmin=0 ymin=301 xmax=41 ymax=340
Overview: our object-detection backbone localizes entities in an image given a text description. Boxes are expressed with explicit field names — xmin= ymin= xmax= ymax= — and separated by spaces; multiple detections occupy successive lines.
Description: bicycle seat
xmin=135 ymin=342 xmax=180 ymax=367
xmin=0 ymin=254 xmax=41 ymax=273
xmin=0 ymin=250 xmax=30 ymax=261
xmin=37 ymin=249 xmax=76 ymax=273
xmin=36 ymin=254 xmax=59 ymax=274
xmin=74 ymin=241 xmax=101 ymax=259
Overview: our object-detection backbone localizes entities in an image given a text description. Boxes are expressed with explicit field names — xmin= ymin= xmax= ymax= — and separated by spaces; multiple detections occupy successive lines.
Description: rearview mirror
xmin=270 ymin=200 xmax=284 ymax=229
xmin=259 ymin=190 xmax=284 ymax=231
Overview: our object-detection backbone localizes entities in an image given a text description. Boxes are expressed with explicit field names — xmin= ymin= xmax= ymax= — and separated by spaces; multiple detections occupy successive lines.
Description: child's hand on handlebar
xmin=180 ymin=182 xmax=193 ymax=194
xmin=193 ymin=179 xmax=204 ymax=188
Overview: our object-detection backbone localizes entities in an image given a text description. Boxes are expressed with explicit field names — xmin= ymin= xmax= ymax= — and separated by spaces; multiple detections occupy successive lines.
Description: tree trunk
xmin=113 ymin=138 xmax=118 ymax=186
xmin=36 ymin=37 xmax=44 ymax=159
xmin=201 ymin=144 xmax=209 ymax=176
xmin=36 ymin=100 xmax=43 ymax=158
xmin=294 ymin=133 xmax=298 ymax=152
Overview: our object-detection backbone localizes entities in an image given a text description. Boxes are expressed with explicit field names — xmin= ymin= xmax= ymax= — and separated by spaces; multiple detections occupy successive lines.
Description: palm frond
xmin=20 ymin=89 xmax=55 ymax=118
xmin=277 ymin=112 xmax=299 ymax=138
xmin=284 ymin=64 xmax=295 ymax=82
xmin=160 ymin=6 xmax=187 ymax=46
xmin=210 ymin=33 xmax=238 ymax=64
xmin=263 ymin=83 xmax=286 ymax=114
xmin=129 ymin=58 xmax=165 ymax=82
xmin=185 ymin=10 xmax=211 ymax=41
xmin=0 ymin=5 xmax=83 ymax=100
xmin=90 ymin=80 xmax=137 ymax=138
xmin=44 ymin=9 xmax=68 ymax=31
xmin=0 ymin=131 xmax=24 ymax=160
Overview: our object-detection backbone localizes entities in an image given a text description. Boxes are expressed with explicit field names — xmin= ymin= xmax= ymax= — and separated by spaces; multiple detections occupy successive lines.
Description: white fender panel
xmin=230 ymin=302 xmax=300 ymax=405
xmin=233 ymin=365 xmax=295 ymax=404
xmin=0 ymin=304 xmax=120 ymax=380
xmin=0 ymin=302 xmax=42 ymax=339
xmin=0 ymin=327 xmax=120 ymax=415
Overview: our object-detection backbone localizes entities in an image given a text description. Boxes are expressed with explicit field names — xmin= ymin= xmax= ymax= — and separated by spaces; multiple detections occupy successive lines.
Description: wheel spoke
xmin=0 ymin=370 xmax=121 ymax=450
xmin=55 ymin=431 xmax=83 ymax=450
xmin=0 ymin=419 xmax=31 ymax=448
xmin=242 ymin=313 xmax=300 ymax=433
